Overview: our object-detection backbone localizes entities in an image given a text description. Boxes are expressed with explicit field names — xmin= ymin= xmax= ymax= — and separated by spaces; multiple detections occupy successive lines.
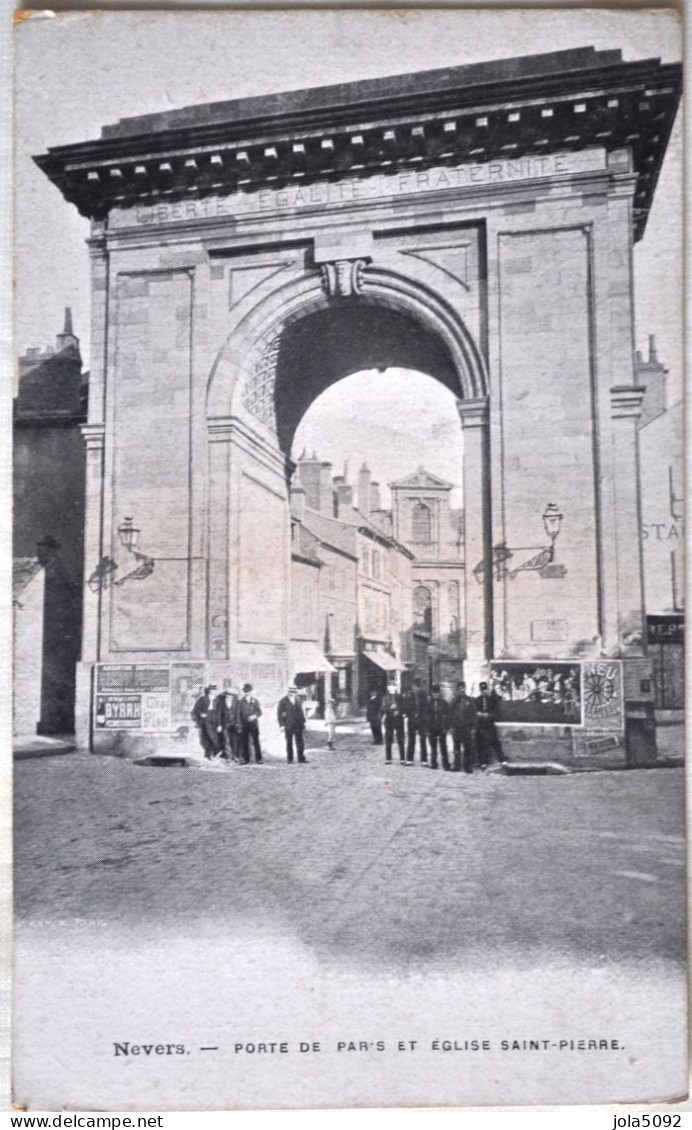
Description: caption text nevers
xmin=113 ymin=1037 xmax=624 ymax=1057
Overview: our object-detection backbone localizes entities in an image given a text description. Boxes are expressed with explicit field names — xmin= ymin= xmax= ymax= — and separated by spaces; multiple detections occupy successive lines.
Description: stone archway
xmin=207 ymin=264 xmax=488 ymax=422
xmin=35 ymin=46 xmax=679 ymax=753
xmin=205 ymin=265 xmax=493 ymax=685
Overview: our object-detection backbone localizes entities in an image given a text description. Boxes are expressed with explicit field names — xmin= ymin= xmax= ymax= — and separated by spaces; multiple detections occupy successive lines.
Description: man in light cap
xmin=449 ymin=680 xmax=477 ymax=773
xmin=475 ymin=681 xmax=505 ymax=770
xmin=277 ymin=685 xmax=308 ymax=764
xmin=191 ymin=684 xmax=219 ymax=760
xmin=428 ymin=684 xmax=451 ymax=771
xmin=237 ymin=683 xmax=263 ymax=763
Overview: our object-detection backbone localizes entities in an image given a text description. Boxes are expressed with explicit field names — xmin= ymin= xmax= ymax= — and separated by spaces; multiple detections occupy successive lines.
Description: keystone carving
xmin=320 ymin=258 xmax=368 ymax=299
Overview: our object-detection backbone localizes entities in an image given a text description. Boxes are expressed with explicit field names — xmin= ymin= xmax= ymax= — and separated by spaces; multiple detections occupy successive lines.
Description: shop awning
xmin=364 ymin=649 xmax=401 ymax=672
xmin=290 ymin=642 xmax=337 ymax=676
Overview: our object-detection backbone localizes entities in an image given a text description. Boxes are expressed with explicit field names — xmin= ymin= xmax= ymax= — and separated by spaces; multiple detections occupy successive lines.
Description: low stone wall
xmin=498 ymin=724 xmax=628 ymax=771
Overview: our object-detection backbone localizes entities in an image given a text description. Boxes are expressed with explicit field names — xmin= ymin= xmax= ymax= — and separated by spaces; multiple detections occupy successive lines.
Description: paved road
xmin=14 ymin=724 xmax=685 ymax=971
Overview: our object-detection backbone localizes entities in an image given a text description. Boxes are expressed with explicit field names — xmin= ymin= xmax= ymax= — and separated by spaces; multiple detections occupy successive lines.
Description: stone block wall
xmin=495 ymin=226 xmax=599 ymax=655
xmin=13 ymin=566 xmax=45 ymax=739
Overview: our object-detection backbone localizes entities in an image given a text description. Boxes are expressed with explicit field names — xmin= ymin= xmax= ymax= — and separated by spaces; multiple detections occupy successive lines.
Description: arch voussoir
xmin=206 ymin=265 xmax=487 ymax=421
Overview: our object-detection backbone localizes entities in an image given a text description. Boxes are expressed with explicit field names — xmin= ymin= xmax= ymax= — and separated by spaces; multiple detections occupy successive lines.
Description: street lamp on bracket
xmin=473 ymin=502 xmax=565 ymax=583
xmin=542 ymin=503 xmax=563 ymax=556
xmin=117 ymin=516 xmax=141 ymax=552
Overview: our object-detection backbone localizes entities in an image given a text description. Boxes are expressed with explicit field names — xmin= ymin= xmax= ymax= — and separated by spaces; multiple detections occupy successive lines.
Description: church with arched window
xmin=390 ymin=468 xmax=465 ymax=688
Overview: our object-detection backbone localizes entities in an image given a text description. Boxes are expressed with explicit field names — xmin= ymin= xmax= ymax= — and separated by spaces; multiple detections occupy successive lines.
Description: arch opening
xmin=273 ymin=302 xmax=460 ymax=459
xmin=289 ymin=362 xmax=467 ymax=707
xmin=205 ymin=275 xmax=492 ymax=710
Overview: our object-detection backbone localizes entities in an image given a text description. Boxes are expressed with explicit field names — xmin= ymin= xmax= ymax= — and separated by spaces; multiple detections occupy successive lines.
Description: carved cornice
xmin=320 ymin=258 xmax=368 ymax=299
xmin=206 ymin=416 xmax=235 ymax=443
xmin=33 ymin=49 xmax=680 ymax=241
xmin=610 ymin=385 xmax=646 ymax=419
xmin=80 ymin=422 xmax=106 ymax=451
xmin=456 ymin=396 xmax=489 ymax=430
xmin=206 ymin=414 xmax=286 ymax=473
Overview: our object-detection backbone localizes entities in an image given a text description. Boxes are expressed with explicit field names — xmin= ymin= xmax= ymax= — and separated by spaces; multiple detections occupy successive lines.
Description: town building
xmin=13 ymin=311 xmax=87 ymax=734
xmin=12 ymin=558 xmax=45 ymax=739
xmin=289 ymin=482 xmax=359 ymax=715
xmin=636 ymin=337 xmax=684 ymax=709
xmin=292 ymin=455 xmax=414 ymax=708
xmin=389 ymin=468 xmax=465 ymax=692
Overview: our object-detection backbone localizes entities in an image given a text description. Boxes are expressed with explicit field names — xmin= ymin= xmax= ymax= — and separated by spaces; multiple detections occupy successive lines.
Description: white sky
xmin=14 ymin=9 xmax=683 ymax=429
xmin=293 ymin=369 xmax=465 ymax=509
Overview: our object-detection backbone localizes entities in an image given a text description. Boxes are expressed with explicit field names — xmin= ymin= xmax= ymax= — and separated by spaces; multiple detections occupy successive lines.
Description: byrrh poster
xmin=11 ymin=8 xmax=686 ymax=1112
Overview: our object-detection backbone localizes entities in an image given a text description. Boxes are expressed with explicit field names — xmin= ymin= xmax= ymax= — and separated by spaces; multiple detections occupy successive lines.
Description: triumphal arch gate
xmin=37 ymin=47 xmax=680 ymax=759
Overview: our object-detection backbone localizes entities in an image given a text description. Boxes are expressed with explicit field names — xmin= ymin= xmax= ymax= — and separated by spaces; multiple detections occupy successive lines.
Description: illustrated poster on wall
xmin=581 ymin=660 xmax=625 ymax=731
xmin=95 ymin=666 xmax=172 ymax=731
xmin=488 ymin=661 xmax=582 ymax=725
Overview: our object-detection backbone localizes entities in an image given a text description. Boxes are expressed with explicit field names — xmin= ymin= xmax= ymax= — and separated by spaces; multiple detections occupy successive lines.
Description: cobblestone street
xmin=15 ymin=721 xmax=685 ymax=971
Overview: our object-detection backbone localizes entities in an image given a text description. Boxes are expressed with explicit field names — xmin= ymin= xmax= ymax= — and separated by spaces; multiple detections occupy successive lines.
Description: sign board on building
xmin=646 ymin=614 xmax=684 ymax=645
xmin=572 ymin=728 xmax=626 ymax=764
xmin=170 ymin=663 xmax=206 ymax=724
xmin=95 ymin=694 xmax=141 ymax=729
xmin=530 ymin=619 xmax=569 ymax=641
xmin=96 ymin=665 xmax=171 ymax=692
xmin=581 ymin=660 xmax=624 ymax=731
xmin=95 ymin=665 xmax=172 ymax=730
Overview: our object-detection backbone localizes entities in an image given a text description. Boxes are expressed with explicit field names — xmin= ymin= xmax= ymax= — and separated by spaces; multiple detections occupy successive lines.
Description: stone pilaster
xmin=610 ymin=386 xmax=647 ymax=654
xmin=86 ymin=226 xmax=108 ymax=423
xmin=76 ymin=422 xmax=106 ymax=749
xmin=457 ymin=397 xmax=492 ymax=677
xmin=207 ymin=418 xmax=233 ymax=660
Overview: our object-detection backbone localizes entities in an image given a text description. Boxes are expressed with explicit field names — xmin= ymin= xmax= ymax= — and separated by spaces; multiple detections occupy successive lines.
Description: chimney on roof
xmin=295 ymin=453 xmax=333 ymax=515
xmin=370 ymin=481 xmax=382 ymax=512
xmin=333 ymin=476 xmax=353 ymax=516
xmin=358 ymin=462 xmax=372 ymax=515
xmin=55 ymin=307 xmax=79 ymax=354
xmin=290 ymin=485 xmax=306 ymax=523
xmin=635 ymin=333 xmax=669 ymax=427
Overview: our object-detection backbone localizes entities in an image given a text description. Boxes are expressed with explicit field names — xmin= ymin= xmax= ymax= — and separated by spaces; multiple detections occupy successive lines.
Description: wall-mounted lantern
xmin=542 ymin=503 xmax=563 ymax=558
xmin=473 ymin=503 xmax=566 ymax=582
xmin=117 ymin=516 xmax=141 ymax=552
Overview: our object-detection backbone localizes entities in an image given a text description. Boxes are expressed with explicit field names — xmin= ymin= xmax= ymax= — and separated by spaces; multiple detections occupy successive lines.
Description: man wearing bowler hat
xmin=277 ymin=685 xmax=308 ymax=764
xmin=191 ymin=684 xmax=220 ymax=760
xmin=237 ymin=683 xmax=263 ymax=764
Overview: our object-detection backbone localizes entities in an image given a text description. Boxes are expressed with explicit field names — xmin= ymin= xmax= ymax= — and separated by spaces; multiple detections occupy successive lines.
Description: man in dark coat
xmin=191 ymin=684 xmax=219 ymax=760
xmin=475 ymin=681 xmax=505 ymax=769
xmin=381 ymin=684 xmax=405 ymax=763
xmin=428 ymin=684 xmax=451 ymax=771
xmin=403 ymin=678 xmax=429 ymax=763
xmin=449 ymin=681 xmax=477 ymax=773
xmin=277 ymin=685 xmax=308 ymax=764
xmin=365 ymin=690 xmax=383 ymax=745
xmin=237 ymin=683 xmax=263 ymax=763
xmin=215 ymin=686 xmax=240 ymax=762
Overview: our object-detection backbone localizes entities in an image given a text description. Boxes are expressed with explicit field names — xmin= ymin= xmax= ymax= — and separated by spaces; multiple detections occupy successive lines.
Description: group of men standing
xmin=192 ymin=683 xmax=263 ymax=763
xmin=193 ymin=678 xmax=504 ymax=773
xmin=192 ymin=682 xmax=311 ymax=766
xmin=367 ymin=679 xmax=505 ymax=773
